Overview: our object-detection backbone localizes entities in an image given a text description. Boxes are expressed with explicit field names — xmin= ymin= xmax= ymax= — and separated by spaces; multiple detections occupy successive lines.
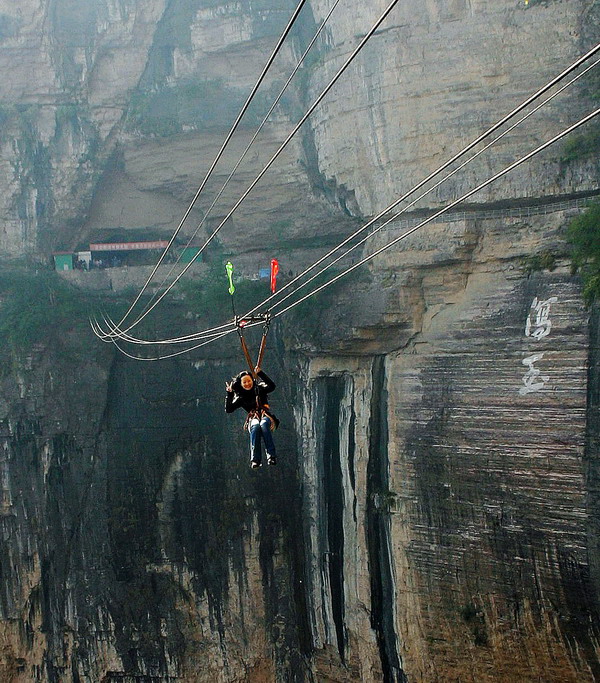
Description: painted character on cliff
xmin=225 ymin=366 xmax=279 ymax=468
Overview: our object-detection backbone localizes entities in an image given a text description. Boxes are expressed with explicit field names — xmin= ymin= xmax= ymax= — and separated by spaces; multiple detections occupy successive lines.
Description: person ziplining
xmin=224 ymin=260 xmax=281 ymax=469
xmin=225 ymin=366 xmax=279 ymax=468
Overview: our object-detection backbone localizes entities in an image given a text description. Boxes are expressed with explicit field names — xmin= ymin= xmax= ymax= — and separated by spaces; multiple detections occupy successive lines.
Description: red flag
xmin=270 ymin=258 xmax=279 ymax=293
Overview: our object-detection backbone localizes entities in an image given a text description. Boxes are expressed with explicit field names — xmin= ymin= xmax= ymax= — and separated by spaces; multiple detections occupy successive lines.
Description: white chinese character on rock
xmin=524 ymin=296 xmax=558 ymax=340
xmin=519 ymin=353 xmax=549 ymax=395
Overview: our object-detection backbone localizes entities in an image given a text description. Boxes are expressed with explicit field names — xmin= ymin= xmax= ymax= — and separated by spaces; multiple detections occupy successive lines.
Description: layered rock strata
xmin=291 ymin=206 xmax=598 ymax=682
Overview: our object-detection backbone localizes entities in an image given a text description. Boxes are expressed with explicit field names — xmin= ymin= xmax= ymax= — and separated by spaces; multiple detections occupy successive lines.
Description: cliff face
xmin=0 ymin=0 xmax=170 ymax=253
xmin=306 ymin=0 xmax=599 ymax=214
xmin=0 ymin=0 xmax=600 ymax=681
xmin=292 ymin=206 xmax=598 ymax=682
xmin=2 ymin=0 xmax=597 ymax=258
xmin=0 ymin=321 xmax=311 ymax=682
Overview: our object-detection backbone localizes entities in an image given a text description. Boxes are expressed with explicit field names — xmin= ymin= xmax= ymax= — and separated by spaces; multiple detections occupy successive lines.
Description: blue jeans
xmin=249 ymin=416 xmax=276 ymax=464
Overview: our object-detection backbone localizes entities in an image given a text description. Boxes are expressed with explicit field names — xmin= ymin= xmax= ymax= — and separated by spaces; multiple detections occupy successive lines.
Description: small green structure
xmin=180 ymin=246 xmax=202 ymax=264
xmin=53 ymin=252 xmax=74 ymax=271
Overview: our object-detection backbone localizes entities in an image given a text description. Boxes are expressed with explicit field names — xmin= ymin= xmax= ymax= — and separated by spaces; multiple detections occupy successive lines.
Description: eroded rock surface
xmin=0 ymin=1 xmax=599 ymax=681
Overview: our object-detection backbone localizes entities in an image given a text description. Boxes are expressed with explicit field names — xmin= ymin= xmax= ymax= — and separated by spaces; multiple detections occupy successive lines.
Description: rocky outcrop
xmin=306 ymin=0 xmax=600 ymax=215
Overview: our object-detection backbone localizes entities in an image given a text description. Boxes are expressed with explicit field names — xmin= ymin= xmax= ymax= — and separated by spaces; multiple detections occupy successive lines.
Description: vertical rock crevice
xmin=321 ymin=376 xmax=347 ymax=662
xmin=367 ymin=356 xmax=405 ymax=683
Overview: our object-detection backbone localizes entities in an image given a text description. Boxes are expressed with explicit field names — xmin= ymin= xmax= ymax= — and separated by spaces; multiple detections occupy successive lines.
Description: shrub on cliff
xmin=567 ymin=201 xmax=600 ymax=306
xmin=178 ymin=263 xmax=268 ymax=324
xmin=127 ymin=79 xmax=264 ymax=137
xmin=0 ymin=268 xmax=91 ymax=359
xmin=561 ymin=125 xmax=600 ymax=165
xmin=560 ymin=61 xmax=600 ymax=165
xmin=521 ymin=249 xmax=558 ymax=276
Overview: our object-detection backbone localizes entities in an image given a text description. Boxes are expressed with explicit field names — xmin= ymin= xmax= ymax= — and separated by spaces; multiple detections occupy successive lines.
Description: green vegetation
xmin=127 ymin=79 xmax=267 ymax=137
xmin=0 ymin=103 xmax=40 ymax=145
xmin=567 ymin=201 xmax=600 ymax=306
xmin=521 ymin=248 xmax=559 ymax=276
xmin=0 ymin=269 xmax=92 ymax=362
xmin=560 ymin=57 xmax=600 ymax=165
xmin=128 ymin=88 xmax=180 ymax=137
xmin=561 ymin=124 xmax=600 ymax=164
xmin=54 ymin=102 xmax=81 ymax=129
xmin=177 ymin=263 xmax=272 ymax=324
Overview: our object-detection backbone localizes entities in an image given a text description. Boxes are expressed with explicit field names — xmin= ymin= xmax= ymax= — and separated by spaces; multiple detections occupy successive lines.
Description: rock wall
xmin=2 ymin=205 xmax=598 ymax=682
xmin=306 ymin=0 xmax=599 ymax=215
xmin=0 ymin=0 xmax=599 ymax=681
xmin=2 ymin=0 xmax=597 ymax=259
xmin=289 ymin=205 xmax=600 ymax=681
xmin=0 ymin=316 xmax=312 ymax=682
xmin=0 ymin=0 xmax=347 ymax=259
xmin=0 ymin=0 xmax=169 ymax=253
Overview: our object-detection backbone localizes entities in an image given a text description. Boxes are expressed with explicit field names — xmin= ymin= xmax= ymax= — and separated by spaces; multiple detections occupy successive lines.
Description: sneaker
xmin=267 ymin=455 xmax=277 ymax=466
xmin=251 ymin=461 xmax=261 ymax=469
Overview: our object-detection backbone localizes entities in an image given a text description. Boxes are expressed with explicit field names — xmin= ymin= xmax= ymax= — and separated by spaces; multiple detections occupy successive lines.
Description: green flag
xmin=225 ymin=261 xmax=235 ymax=295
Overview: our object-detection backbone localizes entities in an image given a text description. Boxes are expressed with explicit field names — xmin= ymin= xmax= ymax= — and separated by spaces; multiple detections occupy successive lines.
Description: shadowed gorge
xmin=321 ymin=376 xmax=347 ymax=661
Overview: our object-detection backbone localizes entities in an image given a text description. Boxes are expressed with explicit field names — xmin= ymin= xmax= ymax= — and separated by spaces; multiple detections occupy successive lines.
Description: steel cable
xmin=99 ymin=0 xmax=403 ymax=341
xmin=101 ymin=0 xmax=345 ymax=339
xmin=116 ymin=108 xmax=600 ymax=359
xmin=102 ymin=0 xmax=310 ymax=336
xmin=264 ymin=57 xmax=600 ymax=316
xmin=105 ymin=46 xmax=600 ymax=348
xmin=273 ymin=107 xmax=600 ymax=318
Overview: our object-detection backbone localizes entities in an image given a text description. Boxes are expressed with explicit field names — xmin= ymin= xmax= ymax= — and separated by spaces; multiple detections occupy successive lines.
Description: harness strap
xmin=255 ymin=323 xmax=269 ymax=371
xmin=238 ymin=331 xmax=257 ymax=379
xmin=235 ymin=313 xmax=271 ymax=380
xmin=235 ymin=313 xmax=271 ymax=411
xmin=244 ymin=406 xmax=277 ymax=431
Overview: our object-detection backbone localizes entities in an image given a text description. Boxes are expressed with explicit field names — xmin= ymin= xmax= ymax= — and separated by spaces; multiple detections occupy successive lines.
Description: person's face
xmin=241 ymin=374 xmax=254 ymax=390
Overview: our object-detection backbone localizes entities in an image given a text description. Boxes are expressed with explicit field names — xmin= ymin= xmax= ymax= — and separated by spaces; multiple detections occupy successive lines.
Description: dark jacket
xmin=225 ymin=370 xmax=276 ymax=415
